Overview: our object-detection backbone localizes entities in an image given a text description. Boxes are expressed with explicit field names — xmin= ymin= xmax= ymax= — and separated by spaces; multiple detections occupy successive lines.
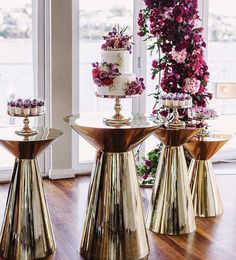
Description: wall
xmin=49 ymin=0 xmax=74 ymax=179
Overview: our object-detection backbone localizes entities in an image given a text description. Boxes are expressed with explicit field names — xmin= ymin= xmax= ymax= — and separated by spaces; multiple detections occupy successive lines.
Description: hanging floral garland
xmin=136 ymin=0 xmax=213 ymax=186
xmin=137 ymin=0 xmax=212 ymax=112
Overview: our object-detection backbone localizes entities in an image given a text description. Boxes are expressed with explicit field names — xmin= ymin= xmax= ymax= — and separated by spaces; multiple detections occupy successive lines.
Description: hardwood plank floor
xmin=1 ymin=175 xmax=236 ymax=260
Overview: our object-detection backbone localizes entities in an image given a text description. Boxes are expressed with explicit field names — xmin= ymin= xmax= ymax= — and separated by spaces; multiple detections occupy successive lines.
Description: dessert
xmin=7 ymin=98 xmax=45 ymax=116
xmin=160 ymin=93 xmax=192 ymax=107
xmin=92 ymin=27 xmax=145 ymax=96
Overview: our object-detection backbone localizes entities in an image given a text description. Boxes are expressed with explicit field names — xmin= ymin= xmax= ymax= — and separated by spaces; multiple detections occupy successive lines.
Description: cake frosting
xmin=92 ymin=27 xmax=145 ymax=97
xmin=101 ymin=50 xmax=131 ymax=73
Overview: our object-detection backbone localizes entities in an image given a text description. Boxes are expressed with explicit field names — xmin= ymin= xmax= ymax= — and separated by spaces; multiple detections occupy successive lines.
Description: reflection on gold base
xmin=189 ymin=159 xmax=223 ymax=217
xmin=0 ymin=159 xmax=56 ymax=259
xmin=146 ymin=146 xmax=196 ymax=235
xmin=80 ymin=151 xmax=149 ymax=259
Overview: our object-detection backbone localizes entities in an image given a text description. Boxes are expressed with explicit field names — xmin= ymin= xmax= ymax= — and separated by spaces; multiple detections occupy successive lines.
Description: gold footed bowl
xmin=146 ymin=127 xmax=200 ymax=235
xmin=185 ymin=134 xmax=231 ymax=217
xmin=80 ymin=150 xmax=149 ymax=260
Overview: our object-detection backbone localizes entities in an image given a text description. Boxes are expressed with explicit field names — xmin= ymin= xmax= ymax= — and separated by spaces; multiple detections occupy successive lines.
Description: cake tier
xmin=97 ymin=73 xmax=136 ymax=96
xmin=101 ymin=50 xmax=131 ymax=74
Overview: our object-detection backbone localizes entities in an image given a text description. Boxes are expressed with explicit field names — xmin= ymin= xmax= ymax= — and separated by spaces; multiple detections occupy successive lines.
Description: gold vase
xmin=185 ymin=134 xmax=231 ymax=217
xmin=146 ymin=127 xmax=200 ymax=235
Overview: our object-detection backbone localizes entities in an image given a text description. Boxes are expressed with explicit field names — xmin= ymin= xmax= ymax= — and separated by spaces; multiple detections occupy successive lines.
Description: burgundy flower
xmin=145 ymin=160 xmax=152 ymax=168
xmin=152 ymin=60 xmax=159 ymax=68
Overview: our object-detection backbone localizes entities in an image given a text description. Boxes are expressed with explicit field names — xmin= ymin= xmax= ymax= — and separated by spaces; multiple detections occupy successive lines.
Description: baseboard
xmin=73 ymin=161 xmax=93 ymax=175
xmin=0 ymin=169 xmax=12 ymax=183
xmin=48 ymin=168 xmax=75 ymax=180
xmin=0 ymin=170 xmax=48 ymax=183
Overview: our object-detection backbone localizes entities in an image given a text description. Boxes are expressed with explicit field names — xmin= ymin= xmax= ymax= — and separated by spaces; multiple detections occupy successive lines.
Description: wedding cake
xmin=92 ymin=27 xmax=145 ymax=96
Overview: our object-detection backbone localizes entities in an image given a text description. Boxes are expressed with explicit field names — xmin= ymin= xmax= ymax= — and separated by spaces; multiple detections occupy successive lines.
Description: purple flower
xmin=93 ymin=78 xmax=102 ymax=86
xmin=126 ymin=88 xmax=137 ymax=95
xmin=99 ymin=71 xmax=108 ymax=79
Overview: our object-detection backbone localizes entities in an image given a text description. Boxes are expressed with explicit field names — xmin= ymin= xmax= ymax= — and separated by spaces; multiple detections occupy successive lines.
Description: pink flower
xmin=171 ymin=48 xmax=187 ymax=63
xmin=184 ymin=78 xmax=201 ymax=94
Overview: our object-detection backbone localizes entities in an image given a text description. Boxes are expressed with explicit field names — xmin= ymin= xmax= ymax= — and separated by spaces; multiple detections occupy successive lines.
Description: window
xmin=0 ymin=0 xmax=46 ymax=177
xmin=205 ymin=0 xmax=236 ymax=162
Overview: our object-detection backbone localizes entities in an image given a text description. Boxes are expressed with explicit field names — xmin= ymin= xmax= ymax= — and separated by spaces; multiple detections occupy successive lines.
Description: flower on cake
xmin=125 ymin=78 xmax=145 ymax=95
xmin=92 ymin=62 xmax=121 ymax=87
xmin=101 ymin=26 xmax=133 ymax=53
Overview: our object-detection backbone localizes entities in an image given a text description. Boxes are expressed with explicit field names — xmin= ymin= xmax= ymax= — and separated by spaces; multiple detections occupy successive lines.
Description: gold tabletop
xmin=0 ymin=127 xmax=63 ymax=159
xmin=64 ymin=113 xmax=160 ymax=152
xmin=154 ymin=127 xmax=201 ymax=146
xmin=184 ymin=133 xmax=232 ymax=160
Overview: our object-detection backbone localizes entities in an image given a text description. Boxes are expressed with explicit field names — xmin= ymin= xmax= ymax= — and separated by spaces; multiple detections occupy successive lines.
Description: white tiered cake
xmin=92 ymin=27 xmax=144 ymax=97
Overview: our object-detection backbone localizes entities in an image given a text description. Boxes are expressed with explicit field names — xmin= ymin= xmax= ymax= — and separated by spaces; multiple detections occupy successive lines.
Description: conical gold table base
xmin=0 ymin=127 xmax=63 ymax=260
xmin=185 ymin=133 xmax=231 ymax=217
xmin=146 ymin=127 xmax=200 ymax=235
xmin=189 ymin=159 xmax=223 ymax=217
xmin=0 ymin=159 xmax=56 ymax=260
xmin=146 ymin=146 xmax=196 ymax=235
xmin=80 ymin=151 xmax=149 ymax=260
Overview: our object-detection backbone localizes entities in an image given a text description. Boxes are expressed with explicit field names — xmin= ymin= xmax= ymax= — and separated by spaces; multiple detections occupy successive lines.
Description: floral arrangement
xmin=136 ymin=0 xmax=214 ymax=186
xmin=92 ymin=62 xmax=121 ymax=87
xmin=136 ymin=143 xmax=163 ymax=185
xmin=7 ymin=98 xmax=45 ymax=116
xmin=125 ymin=78 xmax=145 ymax=95
xmin=101 ymin=26 xmax=133 ymax=53
xmin=137 ymin=0 xmax=212 ymax=111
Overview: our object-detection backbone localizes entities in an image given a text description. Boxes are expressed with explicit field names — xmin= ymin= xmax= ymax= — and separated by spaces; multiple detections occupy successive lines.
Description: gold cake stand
xmin=8 ymin=112 xmax=44 ymax=136
xmin=193 ymin=115 xmax=218 ymax=137
xmin=161 ymin=105 xmax=191 ymax=129
xmin=96 ymin=93 xmax=139 ymax=126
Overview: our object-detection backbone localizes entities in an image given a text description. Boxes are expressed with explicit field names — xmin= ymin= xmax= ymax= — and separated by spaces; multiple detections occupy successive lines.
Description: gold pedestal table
xmin=0 ymin=127 xmax=63 ymax=259
xmin=146 ymin=127 xmax=200 ymax=235
xmin=184 ymin=134 xmax=231 ymax=217
xmin=64 ymin=113 xmax=159 ymax=260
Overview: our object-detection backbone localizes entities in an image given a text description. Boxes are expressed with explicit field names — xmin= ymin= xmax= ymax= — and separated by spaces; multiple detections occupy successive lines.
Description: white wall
xmin=49 ymin=0 xmax=74 ymax=179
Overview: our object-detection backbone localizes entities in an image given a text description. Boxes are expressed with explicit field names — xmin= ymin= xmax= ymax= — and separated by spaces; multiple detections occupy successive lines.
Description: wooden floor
xmin=1 ymin=175 xmax=236 ymax=260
